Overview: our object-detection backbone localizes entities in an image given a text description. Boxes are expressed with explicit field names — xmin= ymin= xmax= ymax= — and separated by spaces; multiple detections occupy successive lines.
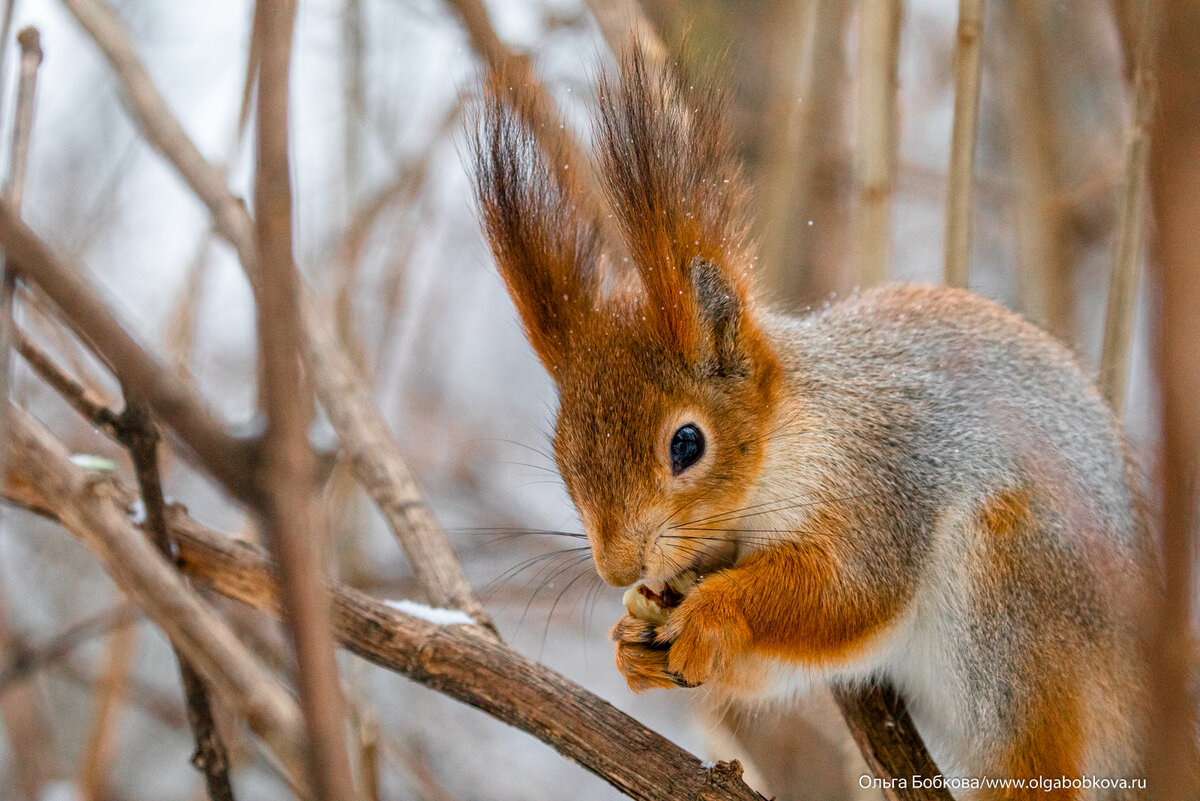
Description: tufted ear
xmin=471 ymin=82 xmax=601 ymax=378
xmin=594 ymin=47 xmax=764 ymax=376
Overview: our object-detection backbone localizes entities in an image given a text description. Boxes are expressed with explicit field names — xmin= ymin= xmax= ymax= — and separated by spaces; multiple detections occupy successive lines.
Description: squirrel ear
xmin=471 ymin=84 xmax=601 ymax=378
xmin=690 ymin=258 xmax=750 ymax=377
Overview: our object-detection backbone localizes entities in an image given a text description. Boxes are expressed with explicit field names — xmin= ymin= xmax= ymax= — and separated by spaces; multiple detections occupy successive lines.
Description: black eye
xmin=670 ymin=424 xmax=705 ymax=475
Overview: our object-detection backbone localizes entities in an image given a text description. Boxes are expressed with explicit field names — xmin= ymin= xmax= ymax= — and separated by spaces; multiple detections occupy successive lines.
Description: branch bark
xmin=1145 ymin=2 xmax=1200 ymax=797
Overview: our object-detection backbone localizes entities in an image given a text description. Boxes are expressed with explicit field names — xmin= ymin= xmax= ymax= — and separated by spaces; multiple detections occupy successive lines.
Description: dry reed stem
xmin=1145 ymin=3 xmax=1200 ymax=797
xmin=3 ymin=405 xmax=312 ymax=790
xmin=252 ymin=2 xmax=357 ymax=798
xmin=854 ymin=0 xmax=902 ymax=287
xmin=1099 ymin=0 xmax=1156 ymax=414
xmin=755 ymin=0 xmax=821 ymax=296
xmin=0 ymin=205 xmax=257 ymax=498
xmin=942 ymin=0 xmax=984 ymax=288
xmin=78 ymin=613 xmax=138 ymax=801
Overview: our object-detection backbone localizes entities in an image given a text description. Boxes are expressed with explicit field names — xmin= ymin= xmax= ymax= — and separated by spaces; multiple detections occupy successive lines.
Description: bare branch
xmin=120 ymin=401 xmax=236 ymax=801
xmin=584 ymin=0 xmax=667 ymax=69
xmin=3 ymin=419 xmax=766 ymax=801
xmin=831 ymin=684 xmax=952 ymax=801
xmin=942 ymin=0 xmax=985 ymax=288
xmin=252 ymin=2 xmax=357 ymax=798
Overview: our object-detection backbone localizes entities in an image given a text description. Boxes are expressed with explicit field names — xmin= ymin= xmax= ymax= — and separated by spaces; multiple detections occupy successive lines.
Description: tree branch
xmin=2 ymin=404 xmax=310 ymax=791
xmin=252 ymin=2 xmax=357 ymax=798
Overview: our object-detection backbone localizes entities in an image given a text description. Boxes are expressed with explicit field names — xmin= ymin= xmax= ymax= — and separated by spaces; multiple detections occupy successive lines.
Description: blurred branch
xmin=62 ymin=0 xmax=491 ymax=628
xmin=0 ymin=596 xmax=62 ymax=798
xmin=942 ymin=0 xmax=984 ymax=288
xmin=441 ymin=0 xmax=617 ymax=245
xmin=0 ymin=602 xmax=140 ymax=692
xmin=755 ymin=0 xmax=820 ymax=296
xmin=854 ymin=0 xmax=902 ymax=287
xmin=1005 ymin=1 xmax=1073 ymax=340
xmin=2 ymin=405 xmax=311 ymax=791
xmin=60 ymin=0 xmax=258 ymax=274
xmin=1145 ymin=2 xmax=1200 ymax=798
xmin=1099 ymin=0 xmax=1156 ymax=414
xmin=0 ymin=27 xmax=42 ymax=486
xmin=252 ymin=3 xmax=357 ymax=799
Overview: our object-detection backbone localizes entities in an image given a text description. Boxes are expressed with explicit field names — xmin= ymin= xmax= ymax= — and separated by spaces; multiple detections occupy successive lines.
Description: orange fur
xmin=658 ymin=506 xmax=905 ymax=687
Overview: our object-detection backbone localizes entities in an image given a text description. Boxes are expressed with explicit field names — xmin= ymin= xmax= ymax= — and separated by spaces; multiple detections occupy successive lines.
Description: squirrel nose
xmin=595 ymin=559 xmax=642 ymax=588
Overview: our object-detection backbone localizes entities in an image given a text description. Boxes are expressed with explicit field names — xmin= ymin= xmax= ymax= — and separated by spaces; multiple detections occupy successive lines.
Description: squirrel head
xmin=473 ymin=48 xmax=780 ymax=587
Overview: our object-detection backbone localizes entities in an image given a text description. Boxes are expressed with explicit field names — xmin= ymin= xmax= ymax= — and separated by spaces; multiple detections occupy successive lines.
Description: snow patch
xmin=384 ymin=599 xmax=474 ymax=626
xmin=700 ymin=761 xmax=716 ymax=770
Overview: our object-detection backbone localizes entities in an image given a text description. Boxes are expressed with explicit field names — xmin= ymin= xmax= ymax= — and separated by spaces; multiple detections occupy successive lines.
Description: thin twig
xmin=854 ymin=0 xmax=902 ymax=287
xmin=1099 ymin=0 xmax=1156 ymax=414
xmin=252 ymin=2 xmax=356 ymax=798
xmin=942 ymin=0 xmax=985 ymax=288
xmin=120 ymin=400 xmax=236 ymax=801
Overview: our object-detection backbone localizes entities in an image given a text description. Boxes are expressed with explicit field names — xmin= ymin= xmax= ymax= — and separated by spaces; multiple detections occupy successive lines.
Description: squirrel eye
xmin=669 ymin=424 xmax=705 ymax=475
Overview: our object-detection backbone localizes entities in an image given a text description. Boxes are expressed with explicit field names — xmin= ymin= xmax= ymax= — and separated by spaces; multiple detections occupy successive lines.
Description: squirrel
xmin=471 ymin=47 xmax=1188 ymax=798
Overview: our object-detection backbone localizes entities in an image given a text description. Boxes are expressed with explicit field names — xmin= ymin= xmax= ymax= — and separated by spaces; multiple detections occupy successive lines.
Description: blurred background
xmin=0 ymin=1 xmax=1163 ymax=799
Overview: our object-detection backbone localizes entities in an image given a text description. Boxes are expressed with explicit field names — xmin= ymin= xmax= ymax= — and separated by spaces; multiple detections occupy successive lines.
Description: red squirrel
xmin=472 ymin=47 xmax=1189 ymax=798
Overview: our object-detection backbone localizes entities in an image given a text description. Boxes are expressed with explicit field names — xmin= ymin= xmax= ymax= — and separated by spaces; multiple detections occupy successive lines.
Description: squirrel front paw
xmin=611 ymin=613 xmax=691 ymax=692
xmin=657 ymin=584 xmax=752 ymax=687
